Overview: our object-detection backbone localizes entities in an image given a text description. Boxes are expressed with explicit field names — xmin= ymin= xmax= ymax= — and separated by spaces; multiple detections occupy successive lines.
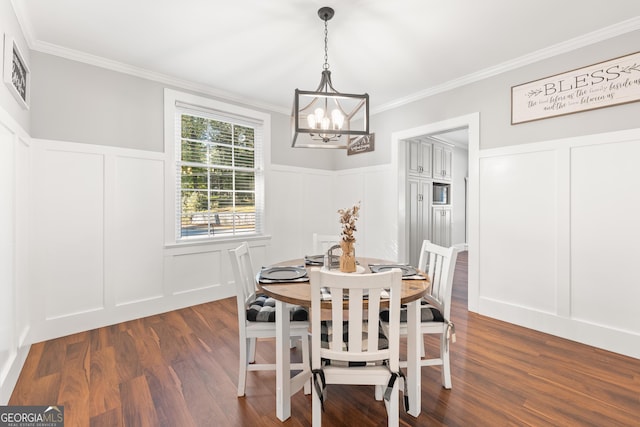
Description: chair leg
xmin=441 ymin=332 xmax=452 ymax=389
xmin=301 ymin=333 xmax=311 ymax=394
xmin=312 ymin=377 xmax=322 ymax=425
xmin=248 ymin=337 xmax=257 ymax=363
xmin=385 ymin=381 xmax=399 ymax=426
xmin=375 ymin=384 xmax=383 ymax=401
xmin=238 ymin=337 xmax=248 ymax=396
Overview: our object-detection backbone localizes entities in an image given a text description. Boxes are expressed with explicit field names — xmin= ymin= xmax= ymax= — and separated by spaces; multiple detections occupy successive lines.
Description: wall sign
xmin=3 ymin=34 xmax=30 ymax=109
xmin=347 ymin=133 xmax=375 ymax=155
xmin=511 ymin=51 xmax=640 ymax=124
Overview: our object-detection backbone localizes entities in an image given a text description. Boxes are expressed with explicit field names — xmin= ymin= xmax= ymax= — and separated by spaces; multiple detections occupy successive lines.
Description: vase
xmin=339 ymin=240 xmax=356 ymax=273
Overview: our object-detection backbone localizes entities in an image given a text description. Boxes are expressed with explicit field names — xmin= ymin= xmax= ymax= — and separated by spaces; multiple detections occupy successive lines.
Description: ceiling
xmin=11 ymin=1 xmax=640 ymax=114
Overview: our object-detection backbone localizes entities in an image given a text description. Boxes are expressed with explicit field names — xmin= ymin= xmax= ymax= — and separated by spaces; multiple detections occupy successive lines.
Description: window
xmin=165 ymin=90 xmax=267 ymax=242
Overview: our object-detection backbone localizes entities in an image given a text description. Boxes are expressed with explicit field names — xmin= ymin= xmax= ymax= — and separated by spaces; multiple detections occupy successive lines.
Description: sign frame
xmin=511 ymin=51 xmax=640 ymax=125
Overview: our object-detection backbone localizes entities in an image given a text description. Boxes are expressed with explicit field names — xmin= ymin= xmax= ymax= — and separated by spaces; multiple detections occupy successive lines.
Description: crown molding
xmin=10 ymin=0 xmax=640 ymax=117
xmin=372 ymin=16 xmax=640 ymax=114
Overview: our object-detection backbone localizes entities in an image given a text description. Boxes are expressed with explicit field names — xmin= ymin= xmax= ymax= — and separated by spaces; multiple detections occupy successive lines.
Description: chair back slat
xmin=419 ymin=240 xmax=458 ymax=320
xmin=229 ymin=242 xmax=257 ymax=318
xmin=310 ymin=268 xmax=402 ymax=368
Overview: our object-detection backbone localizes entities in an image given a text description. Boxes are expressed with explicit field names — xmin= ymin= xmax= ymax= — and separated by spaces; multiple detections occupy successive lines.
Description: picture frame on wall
xmin=3 ymin=34 xmax=30 ymax=109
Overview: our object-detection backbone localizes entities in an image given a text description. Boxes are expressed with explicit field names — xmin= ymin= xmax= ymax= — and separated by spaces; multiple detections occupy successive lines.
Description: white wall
xmin=23 ymin=139 xmax=404 ymax=352
xmin=26 ymin=139 xmax=276 ymax=344
xmin=0 ymin=107 xmax=30 ymax=404
xmin=4 ymin=125 xmax=640 ymax=404
xmin=24 ymin=137 xmax=403 ymax=346
xmin=478 ymin=128 xmax=640 ymax=358
xmin=6 ymin=116 xmax=636 ymax=404
xmin=26 ymin=142 xmax=400 ymax=328
xmin=266 ymin=163 xmax=397 ymax=262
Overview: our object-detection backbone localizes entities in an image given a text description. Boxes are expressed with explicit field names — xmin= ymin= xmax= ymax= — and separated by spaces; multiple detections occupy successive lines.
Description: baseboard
xmin=0 ymin=343 xmax=31 ymax=405
xmin=479 ymin=296 xmax=640 ymax=360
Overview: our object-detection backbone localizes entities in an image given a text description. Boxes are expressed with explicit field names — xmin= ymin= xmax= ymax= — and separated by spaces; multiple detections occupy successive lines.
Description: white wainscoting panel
xmin=166 ymin=248 xmax=223 ymax=295
xmin=19 ymin=128 xmax=640 ymax=365
xmin=570 ymin=139 xmax=640 ymax=334
xmin=0 ymin=111 xmax=32 ymax=404
xmin=335 ymin=166 xmax=397 ymax=261
xmin=478 ymin=129 xmax=640 ymax=359
xmin=297 ymin=171 xmax=339 ymax=257
xmin=15 ymin=136 xmax=30 ymax=346
xmin=110 ymin=155 xmax=165 ymax=306
xmin=0 ymin=123 xmax=16 ymax=391
xmin=266 ymin=165 xmax=397 ymax=263
xmin=28 ymin=139 xmax=262 ymax=342
xmin=362 ymin=166 xmax=397 ymax=261
xmin=333 ymin=169 xmax=366 ymax=257
xmin=34 ymin=149 xmax=105 ymax=320
xmin=266 ymin=166 xmax=335 ymax=263
xmin=479 ymin=150 xmax=558 ymax=314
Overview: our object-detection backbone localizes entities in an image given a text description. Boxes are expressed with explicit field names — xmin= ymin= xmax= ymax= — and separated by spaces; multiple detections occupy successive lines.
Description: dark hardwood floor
xmin=10 ymin=252 xmax=640 ymax=426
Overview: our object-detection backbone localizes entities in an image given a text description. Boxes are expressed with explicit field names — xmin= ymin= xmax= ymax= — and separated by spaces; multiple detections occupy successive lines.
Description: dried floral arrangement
xmin=337 ymin=202 xmax=360 ymax=243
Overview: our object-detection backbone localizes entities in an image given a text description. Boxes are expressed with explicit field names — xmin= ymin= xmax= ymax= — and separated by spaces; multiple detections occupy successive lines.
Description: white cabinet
xmin=407 ymin=140 xmax=432 ymax=178
xmin=406 ymin=140 xmax=454 ymax=264
xmin=432 ymin=206 xmax=452 ymax=247
xmin=433 ymin=144 xmax=453 ymax=181
xmin=407 ymin=177 xmax=431 ymax=267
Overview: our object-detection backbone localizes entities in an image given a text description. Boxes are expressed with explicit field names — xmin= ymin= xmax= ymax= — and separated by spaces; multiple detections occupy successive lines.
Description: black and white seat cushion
xmin=246 ymin=294 xmax=308 ymax=322
xmin=379 ymin=298 xmax=444 ymax=323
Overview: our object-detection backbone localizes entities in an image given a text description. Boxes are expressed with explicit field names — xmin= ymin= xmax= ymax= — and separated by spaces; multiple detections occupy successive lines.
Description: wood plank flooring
xmin=10 ymin=252 xmax=640 ymax=426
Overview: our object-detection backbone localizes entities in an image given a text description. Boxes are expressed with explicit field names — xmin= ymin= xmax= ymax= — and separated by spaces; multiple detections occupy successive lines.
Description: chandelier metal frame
xmin=291 ymin=6 xmax=370 ymax=149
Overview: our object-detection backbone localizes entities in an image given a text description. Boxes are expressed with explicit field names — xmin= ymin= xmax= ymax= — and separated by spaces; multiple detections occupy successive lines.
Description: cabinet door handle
xmin=418 ymin=194 xmax=423 ymax=202
xmin=418 ymin=166 xmax=423 ymax=173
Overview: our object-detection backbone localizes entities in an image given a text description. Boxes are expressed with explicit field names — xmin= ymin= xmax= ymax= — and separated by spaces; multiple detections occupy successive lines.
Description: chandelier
xmin=291 ymin=7 xmax=370 ymax=149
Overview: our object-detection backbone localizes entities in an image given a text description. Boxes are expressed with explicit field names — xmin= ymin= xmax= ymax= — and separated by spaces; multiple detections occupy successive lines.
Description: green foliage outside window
xmin=179 ymin=114 xmax=256 ymax=238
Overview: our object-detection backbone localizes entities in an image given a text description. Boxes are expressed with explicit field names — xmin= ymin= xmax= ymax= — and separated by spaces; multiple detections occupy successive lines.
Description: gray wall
xmin=28 ymin=30 xmax=640 ymax=169
xmin=30 ymin=53 xmax=163 ymax=151
xmin=29 ymin=52 xmax=336 ymax=169
xmin=336 ymin=30 xmax=640 ymax=170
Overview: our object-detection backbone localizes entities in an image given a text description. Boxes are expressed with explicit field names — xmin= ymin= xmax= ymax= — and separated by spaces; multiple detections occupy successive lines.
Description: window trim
xmin=164 ymin=88 xmax=270 ymax=245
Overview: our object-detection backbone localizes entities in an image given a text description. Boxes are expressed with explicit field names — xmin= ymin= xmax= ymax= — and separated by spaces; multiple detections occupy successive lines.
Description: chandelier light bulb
xmin=307 ymin=114 xmax=316 ymax=128
xmin=331 ymin=109 xmax=344 ymax=129
xmin=321 ymin=116 xmax=330 ymax=130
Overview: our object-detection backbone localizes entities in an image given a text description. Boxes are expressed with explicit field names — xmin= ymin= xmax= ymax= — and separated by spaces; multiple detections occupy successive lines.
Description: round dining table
xmin=257 ymin=257 xmax=430 ymax=422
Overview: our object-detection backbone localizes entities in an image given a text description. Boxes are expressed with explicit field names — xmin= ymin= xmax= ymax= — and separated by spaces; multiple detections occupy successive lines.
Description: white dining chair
xmin=229 ymin=242 xmax=310 ymax=397
xmin=380 ymin=240 xmax=459 ymax=389
xmin=312 ymin=233 xmax=341 ymax=254
xmin=309 ymin=267 xmax=403 ymax=426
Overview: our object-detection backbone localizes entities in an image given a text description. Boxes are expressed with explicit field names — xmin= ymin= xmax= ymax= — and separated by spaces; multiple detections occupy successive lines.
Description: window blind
xmin=174 ymin=102 xmax=264 ymax=240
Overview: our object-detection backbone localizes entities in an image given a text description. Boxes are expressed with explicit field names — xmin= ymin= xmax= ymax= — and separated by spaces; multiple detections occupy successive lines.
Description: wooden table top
xmin=257 ymin=257 xmax=430 ymax=307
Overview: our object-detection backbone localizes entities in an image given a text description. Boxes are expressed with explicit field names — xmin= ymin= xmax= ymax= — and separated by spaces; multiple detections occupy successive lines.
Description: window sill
xmin=164 ymin=234 xmax=272 ymax=250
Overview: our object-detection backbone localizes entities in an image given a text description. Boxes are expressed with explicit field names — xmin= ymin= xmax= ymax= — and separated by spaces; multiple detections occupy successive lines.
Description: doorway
xmin=391 ymin=113 xmax=480 ymax=312
xmin=402 ymin=129 xmax=468 ymax=266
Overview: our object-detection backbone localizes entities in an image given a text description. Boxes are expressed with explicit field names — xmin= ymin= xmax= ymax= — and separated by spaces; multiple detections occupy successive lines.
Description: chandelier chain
xmin=323 ymin=18 xmax=329 ymax=70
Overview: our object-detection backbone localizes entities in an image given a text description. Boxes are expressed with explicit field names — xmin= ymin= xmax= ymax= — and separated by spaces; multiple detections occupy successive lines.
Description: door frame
xmin=391 ymin=112 xmax=480 ymax=312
